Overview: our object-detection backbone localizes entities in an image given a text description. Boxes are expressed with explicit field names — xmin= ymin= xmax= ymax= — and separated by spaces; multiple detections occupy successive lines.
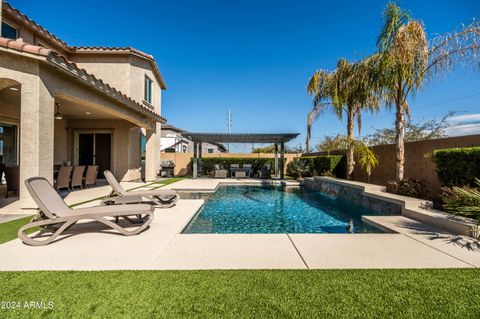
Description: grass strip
xmin=0 ymin=269 xmax=479 ymax=318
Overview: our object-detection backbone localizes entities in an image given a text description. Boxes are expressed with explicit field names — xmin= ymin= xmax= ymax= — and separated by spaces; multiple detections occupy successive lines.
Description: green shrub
xmin=387 ymin=179 xmax=429 ymax=199
xmin=286 ymin=158 xmax=311 ymax=178
xmin=432 ymin=147 xmax=480 ymax=187
xmin=302 ymin=155 xmax=343 ymax=176
xmin=191 ymin=157 xmax=275 ymax=176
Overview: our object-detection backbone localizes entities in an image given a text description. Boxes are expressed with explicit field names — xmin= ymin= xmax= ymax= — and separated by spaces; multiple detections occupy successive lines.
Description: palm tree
xmin=374 ymin=2 xmax=480 ymax=182
xmin=307 ymin=58 xmax=379 ymax=179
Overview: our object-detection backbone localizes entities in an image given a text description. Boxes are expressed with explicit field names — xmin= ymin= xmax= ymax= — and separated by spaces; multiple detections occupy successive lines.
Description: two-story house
xmin=0 ymin=1 xmax=166 ymax=203
xmin=161 ymin=124 xmax=227 ymax=154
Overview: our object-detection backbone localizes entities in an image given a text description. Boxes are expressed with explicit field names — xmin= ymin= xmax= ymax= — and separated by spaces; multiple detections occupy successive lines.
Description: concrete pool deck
xmin=0 ymin=178 xmax=479 ymax=270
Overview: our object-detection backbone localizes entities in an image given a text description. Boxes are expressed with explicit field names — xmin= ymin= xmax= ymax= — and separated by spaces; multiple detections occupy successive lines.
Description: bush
xmin=432 ymin=147 xmax=480 ymax=187
xmin=191 ymin=157 xmax=275 ymax=176
xmin=302 ymin=155 xmax=343 ymax=176
xmin=286 ymin=158 xmax=311 ymax=178
xmin=388 ymin=178 xmax=429 ymax=199
xmin=441 ymin=179 xmax=480 ymax=220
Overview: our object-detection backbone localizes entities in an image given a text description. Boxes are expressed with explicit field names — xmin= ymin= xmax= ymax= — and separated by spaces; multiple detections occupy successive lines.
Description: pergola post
xmin=274 ymin=143 xmax=279 ymax=178
xmin=198 ymin=142 xmax=203 ymax=177
xmin=280 ymin=141 xmax=285 ymax=180
xmin=193 ymin=141 xmax=198 ymax=179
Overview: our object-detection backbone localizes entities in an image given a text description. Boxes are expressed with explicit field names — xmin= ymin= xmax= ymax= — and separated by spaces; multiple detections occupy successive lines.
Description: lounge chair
xmin=84 ymin=165 xmax=98 ymax=188
xmin=55 ymin=166 xmax=72 ymax=191
xmin=18 ymin=177 xmax=154 ymax=246
xmin=71 ymin=166 xmax=85 ymax=190
xmin=214 ymin=164 xmax=227 ymax=178
xmin=103 ymin=170 xmax=179 ymax=208
xmin=258 ymin=163 xmax=272 ymax=179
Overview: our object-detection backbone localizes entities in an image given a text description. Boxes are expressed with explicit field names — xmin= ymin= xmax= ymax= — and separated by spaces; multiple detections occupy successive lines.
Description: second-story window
xmin=144 ymin=75 xmax=153 ymax=104
xmin=1 ymin=22 xmax=18 ymax=40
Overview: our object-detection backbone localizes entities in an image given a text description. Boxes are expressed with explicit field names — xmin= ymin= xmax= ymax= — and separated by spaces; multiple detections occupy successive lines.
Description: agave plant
xmin=286 ymin=158 xmax=311 ymax=179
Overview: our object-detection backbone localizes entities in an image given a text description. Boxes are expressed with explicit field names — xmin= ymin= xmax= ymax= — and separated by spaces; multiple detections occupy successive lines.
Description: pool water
xmin=182 ymin=185 xmax=388 ymax=234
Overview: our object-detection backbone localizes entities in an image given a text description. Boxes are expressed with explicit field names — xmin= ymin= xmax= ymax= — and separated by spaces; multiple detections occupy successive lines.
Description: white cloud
xmin=445 ymin=123 xmax=480 ymax=136
xmin=448 ymin=113 xmax=480 ymax=124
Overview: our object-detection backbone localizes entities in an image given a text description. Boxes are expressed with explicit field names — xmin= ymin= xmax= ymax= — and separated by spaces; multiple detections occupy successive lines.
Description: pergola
xmin=183 ymin=132 xmax=300 ymax=179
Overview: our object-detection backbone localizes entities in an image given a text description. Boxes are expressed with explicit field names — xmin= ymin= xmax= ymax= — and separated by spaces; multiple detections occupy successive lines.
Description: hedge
xmin=191 ymin=157 xmax=275 ymax=176
xmin=300 ymin=155 xmax=344 ymax=176
xmin=432 ymin=146 xmax=480 ymax=187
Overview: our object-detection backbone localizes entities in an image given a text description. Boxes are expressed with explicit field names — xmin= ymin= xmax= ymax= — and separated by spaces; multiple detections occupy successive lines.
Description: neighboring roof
xmin=183 ymin=133 xmax=300 ymax=144
xmin=0 ymin=37 xmax=166 ymax=124
xmin=162 ymin=125 xmax=228 ymax=151
xmin=2 ymin=1 xmax=167 ymax=89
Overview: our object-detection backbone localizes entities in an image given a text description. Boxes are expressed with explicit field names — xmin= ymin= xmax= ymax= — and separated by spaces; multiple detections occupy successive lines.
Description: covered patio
xmin=184 ymin=132 xmax=299 ymax=179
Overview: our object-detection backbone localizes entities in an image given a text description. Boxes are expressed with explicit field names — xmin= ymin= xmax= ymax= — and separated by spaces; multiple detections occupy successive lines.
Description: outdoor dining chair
xmin=84 ymin=165 xmax=98 ymax=187
xmin=71 ymin=166 xmax=85 ymax=190
xmin=55 ymin=166 xmax=72 ymax=191
xmin=4 ymin=166 xmax=19 ymax=198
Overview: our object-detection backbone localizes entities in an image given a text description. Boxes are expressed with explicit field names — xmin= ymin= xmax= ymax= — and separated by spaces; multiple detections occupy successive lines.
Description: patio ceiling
xmin=183 ymin=133 xmax=300 ymax=144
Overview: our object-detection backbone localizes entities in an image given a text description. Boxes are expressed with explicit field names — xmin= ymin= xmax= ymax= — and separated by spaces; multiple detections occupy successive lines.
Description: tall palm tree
xmin=307 ymin=58 xmax=379 ymax=179
xmin=374 ymin=2 xmax=480 ymax=181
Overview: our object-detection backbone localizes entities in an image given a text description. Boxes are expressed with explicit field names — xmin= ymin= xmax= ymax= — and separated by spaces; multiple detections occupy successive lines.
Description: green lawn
xmin=0 ymin=177 xmax=185 ymax=245
xmin=0 ymin=269 xmax=479 ymax=318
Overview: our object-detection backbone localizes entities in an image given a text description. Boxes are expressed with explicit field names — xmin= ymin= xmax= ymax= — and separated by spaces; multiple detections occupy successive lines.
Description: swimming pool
xmin=182 ymin=185 xmax=389 ymax=234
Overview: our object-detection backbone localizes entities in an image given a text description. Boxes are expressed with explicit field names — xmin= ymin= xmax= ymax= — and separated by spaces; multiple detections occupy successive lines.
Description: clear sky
xmin=9 ymin=0 xmax=480 ymax=151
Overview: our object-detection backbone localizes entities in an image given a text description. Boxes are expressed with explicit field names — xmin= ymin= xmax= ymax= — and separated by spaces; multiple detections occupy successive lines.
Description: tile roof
xmin=0 ymin=37 xmax=166 ymax=124
xmin=2 ymin=1 xmax=167 ymax=89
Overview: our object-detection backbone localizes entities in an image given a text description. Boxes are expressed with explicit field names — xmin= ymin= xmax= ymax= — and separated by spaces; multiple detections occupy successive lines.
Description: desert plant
xmin=442 ymin=178 xmax=480 ymax=220
xmin=388 ymin=178 xmax=429 ymax=199
xmin=286 ymin=158 xmax=311 ymax=179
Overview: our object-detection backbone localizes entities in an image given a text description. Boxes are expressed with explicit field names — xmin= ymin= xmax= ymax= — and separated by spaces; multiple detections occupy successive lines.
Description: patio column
xmin=198 ymin=142 xmax=203 ymax=177
xmin=274 ymin=143 xmax=279 ymax=178
xmin=193 ymin=141 xmax=198 ymax=179
xmin=19 ymin=78 xmax=54 ymax=202
xmin=280 ymin=141 xmax=285 ymax=180
xmin=145 ymin=122 xmax=161 ymax=181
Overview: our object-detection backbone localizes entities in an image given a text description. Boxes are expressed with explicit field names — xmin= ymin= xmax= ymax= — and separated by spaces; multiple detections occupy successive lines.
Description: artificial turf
xmin=0 ymin=269 xmax=479 ymax=318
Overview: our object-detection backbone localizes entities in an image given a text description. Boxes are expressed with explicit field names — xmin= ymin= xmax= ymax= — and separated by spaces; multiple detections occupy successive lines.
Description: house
xmin=161 ymin=124 xmax=227 ymax=154
xmin=0 ymin=1 xmax=166 ymax=202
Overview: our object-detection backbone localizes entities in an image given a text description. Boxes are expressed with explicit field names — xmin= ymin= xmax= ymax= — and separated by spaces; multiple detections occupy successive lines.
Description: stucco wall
xmin=161 ymin=152 xmax=302 ymax=176
xmin=308 ymin=135 xmax=480 ymax=196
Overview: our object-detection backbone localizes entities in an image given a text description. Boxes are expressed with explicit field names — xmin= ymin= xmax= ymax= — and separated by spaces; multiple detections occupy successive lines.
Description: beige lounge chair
xmin=103 ymin=170 xmax=179 ymax=208
xmin=71 ymin=166 xmax=85 ymax=190
xmin=18 ymin=177 xmax=154 ymax=246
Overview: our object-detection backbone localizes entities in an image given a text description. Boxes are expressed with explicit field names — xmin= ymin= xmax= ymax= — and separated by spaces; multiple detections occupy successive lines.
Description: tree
xmin=307 ymin=58 xmax=379 ymax=179
xmin=315 ymin=135 xmax=348 ymax=154
xmin=374 ymin=2 xmax=480 ymax=181
xmin=367 ymin=112 xmax=453 ymax=145
xmin=355 ymin=141 xmax=379 ymax=183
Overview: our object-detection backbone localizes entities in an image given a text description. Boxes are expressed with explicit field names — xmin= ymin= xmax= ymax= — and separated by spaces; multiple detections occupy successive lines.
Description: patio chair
xmin=258 ymin=163 xmax=271 ymax=179
xmin=102 ymin=170 xmax=179 ymax=208
xmin=0 ymin=163 xmax=4 ymax=185
xmin=55 ymin=166 xmax=72 ymax=191
xmin=71 ymin=166 xmax=85 ymax=190
xmin=243 ymin=164 xmax=253 ymax=177
xmin=214 ymin=164 xmax=228 ymax=178
xmin=18 ymin=177 xmax=154 ymax=246
xmin=84 ymin=165 xmax=98 ymax=188
xmin=4 ymin=166 xmax=19 ymax=198
xmin=230 ymin=164 xmax=240 ymax=178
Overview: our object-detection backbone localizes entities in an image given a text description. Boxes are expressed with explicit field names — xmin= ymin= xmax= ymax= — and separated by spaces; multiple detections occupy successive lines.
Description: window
xmin=144 ymin=75 xmax=153 ymax=104
xmin=207 ymin=148 xmax=214 ymax=154
xmin=1 ymin=22 xmax=18 ymax=40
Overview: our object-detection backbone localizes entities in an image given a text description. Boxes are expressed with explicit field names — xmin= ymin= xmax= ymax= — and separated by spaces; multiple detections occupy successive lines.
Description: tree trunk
xmin=395 ymin=102 xmax=406 ymax=182
xmin=346 ymin=110 xmax=355 ymax=180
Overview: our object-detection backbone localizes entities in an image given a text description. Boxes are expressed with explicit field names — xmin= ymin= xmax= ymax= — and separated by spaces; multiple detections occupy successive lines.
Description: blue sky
xmin=9 ymin=0 xmax=480 ymax=151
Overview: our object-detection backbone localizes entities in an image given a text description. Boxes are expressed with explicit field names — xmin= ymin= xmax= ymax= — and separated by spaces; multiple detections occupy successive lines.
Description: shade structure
xmin=183 ymin=133 xmax=299 ymax=144
xmin=185 ymin=132 xmax=300 ymax=180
